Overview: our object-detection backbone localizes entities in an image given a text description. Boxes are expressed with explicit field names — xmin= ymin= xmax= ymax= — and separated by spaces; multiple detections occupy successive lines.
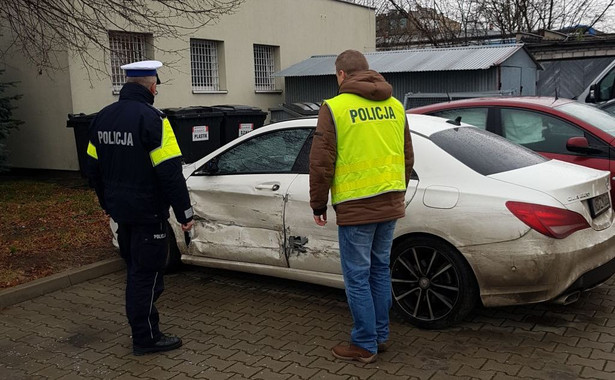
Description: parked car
xmin=577 ymin=58 xmax=615 ymax=104
xmin=408 ymin=97 xmax=615 ymax=203
xmin=112 ymin=115 xmax=615 ymax=329
xmin=600 ymin=98 xmax=615 ymax=115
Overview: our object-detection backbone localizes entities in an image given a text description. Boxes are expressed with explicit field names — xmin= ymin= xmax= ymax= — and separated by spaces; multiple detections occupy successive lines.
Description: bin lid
xmin=66 ymin=112 xmax=98 ymax=128
xmin=283 ymin=102 xmax=321 ymax=115
xmin=67 ymin=112 xmax=97 ymax=119
xmin=162 ymin=106 xmax=224 ymax=118
xmin=213 ymin=104 xmax=267 ymax=116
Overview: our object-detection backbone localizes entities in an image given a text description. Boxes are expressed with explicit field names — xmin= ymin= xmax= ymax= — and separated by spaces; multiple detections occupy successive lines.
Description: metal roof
xmin=331 ymin=0 xmax=375 ymax=10
xmin=275 ymin=44 xmax=538 ymax=77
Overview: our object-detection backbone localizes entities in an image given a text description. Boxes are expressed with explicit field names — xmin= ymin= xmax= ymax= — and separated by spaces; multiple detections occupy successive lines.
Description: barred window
xmin=109 ymin=31 xmax=150 ymax=93
xmin=254 ymin=44 xmax=277 ymax=91
xmin=191 ymin=39 xmax=220 ymax=92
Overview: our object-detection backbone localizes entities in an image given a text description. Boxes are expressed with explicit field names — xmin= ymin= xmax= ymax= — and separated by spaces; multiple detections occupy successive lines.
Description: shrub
xmin=0 ymin=69 xmax=23 ymax=172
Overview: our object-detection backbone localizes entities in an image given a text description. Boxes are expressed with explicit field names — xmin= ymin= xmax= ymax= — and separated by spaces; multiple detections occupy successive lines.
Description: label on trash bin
xmin=192 ymin=126 xmax=209 ymax=141
xmin=238 ymin=123 xmax=254 ymax=136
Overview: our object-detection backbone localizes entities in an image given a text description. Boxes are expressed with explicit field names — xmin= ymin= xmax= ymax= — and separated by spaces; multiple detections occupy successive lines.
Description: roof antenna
xmin=446 ymin=116 xmax=462 ymax=126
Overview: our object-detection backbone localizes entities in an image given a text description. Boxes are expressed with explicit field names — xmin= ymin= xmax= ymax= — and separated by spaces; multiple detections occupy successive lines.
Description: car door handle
xmin=255 ymin=183 xmax=280 ymax=191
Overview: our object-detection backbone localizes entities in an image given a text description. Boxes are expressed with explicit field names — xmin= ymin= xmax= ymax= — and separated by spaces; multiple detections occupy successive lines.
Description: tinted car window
xmin=501 ymin=108 xmax=585 ymax=154
xmin=430 ymin=127 xmax=546 ymax=176
xmin=598 ymin=69 xmax=615 ymax=101
xmin=212 ymin=128 xmax=312 ymax=175
xmin=430 ymin=108 xmax=488 ymax=129
xmin=293 ymin=130 xmax=314 ymax=174
xmin=557 ymin=102 xmax=615 ymax=136
xmin=600 ymin=101 xmax=615 ymax=115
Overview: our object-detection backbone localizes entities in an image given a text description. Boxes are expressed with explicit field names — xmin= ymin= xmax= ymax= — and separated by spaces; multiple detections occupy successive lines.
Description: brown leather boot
xmin=331 ymin=343 xmax=377 ymax=363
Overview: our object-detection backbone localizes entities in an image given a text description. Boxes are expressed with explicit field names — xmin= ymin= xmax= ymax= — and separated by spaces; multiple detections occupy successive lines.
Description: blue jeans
xmin=338 ymin=220 xmax=396 ymax=354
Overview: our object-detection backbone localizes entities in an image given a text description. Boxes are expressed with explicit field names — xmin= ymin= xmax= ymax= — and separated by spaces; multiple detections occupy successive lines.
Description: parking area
xmin=1 ymin=266 xmax=615 ymax=379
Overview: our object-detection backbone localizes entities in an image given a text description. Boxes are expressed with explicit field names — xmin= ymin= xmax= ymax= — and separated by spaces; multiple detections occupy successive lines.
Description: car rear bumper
xmin=553 ymin=255 xmax=615 ymax=304
xmin=460 ymin=223 xmax=615 ymax=307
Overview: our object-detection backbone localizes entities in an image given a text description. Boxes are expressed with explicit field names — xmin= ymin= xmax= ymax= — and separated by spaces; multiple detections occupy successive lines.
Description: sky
xmin=595 ymin=7 xmax=615 ymax=32
xmin=359 ymin=0 xmax=615 ymax=34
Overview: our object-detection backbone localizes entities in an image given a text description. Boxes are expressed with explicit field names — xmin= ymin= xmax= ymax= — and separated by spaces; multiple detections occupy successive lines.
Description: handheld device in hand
xmin=184 ymin=230 xmax=191 ymax=247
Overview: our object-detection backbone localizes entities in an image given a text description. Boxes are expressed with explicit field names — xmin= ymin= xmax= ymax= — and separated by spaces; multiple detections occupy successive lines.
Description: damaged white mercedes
xmin=112 ymin=114 xmax=615 ymax=329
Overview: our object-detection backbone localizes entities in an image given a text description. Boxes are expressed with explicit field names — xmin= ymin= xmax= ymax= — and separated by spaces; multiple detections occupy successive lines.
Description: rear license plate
xmin=589 ymin=193 xmax=610 ymax=218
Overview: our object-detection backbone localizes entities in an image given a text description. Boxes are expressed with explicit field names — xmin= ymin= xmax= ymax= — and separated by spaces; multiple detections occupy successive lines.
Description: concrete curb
xmin=0 ymin=257 xmax=125 ymax=309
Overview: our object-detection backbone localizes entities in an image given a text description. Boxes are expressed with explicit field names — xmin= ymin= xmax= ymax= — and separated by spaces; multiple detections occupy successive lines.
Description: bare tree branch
xmin=588 ymin=0 xmax=615 ymax=29
xmin=367 ymin=0 xmax=614 ymax=48
xmin=0 ymin=0 xmax=244 ymax=75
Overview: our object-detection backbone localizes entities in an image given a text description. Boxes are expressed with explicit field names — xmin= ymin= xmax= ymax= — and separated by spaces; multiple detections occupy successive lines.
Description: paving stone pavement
xmin=1 ymin=266 xmax=615 ymax=380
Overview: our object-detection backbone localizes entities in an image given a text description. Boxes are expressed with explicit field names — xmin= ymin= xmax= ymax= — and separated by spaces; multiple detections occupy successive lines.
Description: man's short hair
xmin=126 ymin=76 xmax=157 ymax=88
xmin=335 ymin=50 xmax=369 ymax=75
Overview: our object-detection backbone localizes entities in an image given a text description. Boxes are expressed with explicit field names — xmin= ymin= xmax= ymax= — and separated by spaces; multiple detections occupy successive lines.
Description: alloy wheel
xmin=391 ymin=244 xmax=461 ymax=323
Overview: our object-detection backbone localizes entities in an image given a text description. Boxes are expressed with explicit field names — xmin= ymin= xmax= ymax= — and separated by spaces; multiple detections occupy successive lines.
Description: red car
xmin=409 ymin=97 xmax=615 ymax=202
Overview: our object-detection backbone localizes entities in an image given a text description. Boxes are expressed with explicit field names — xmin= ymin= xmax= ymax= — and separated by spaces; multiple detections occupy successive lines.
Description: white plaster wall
xmin=0 ymin=28 xmax=75 ymax=170
xmin=3 ymin=0 xmax=375 ymax=170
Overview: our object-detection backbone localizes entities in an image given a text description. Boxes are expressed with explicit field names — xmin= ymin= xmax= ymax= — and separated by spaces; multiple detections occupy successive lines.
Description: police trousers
xmin=117 ymin=222 xmax=169 ymax=346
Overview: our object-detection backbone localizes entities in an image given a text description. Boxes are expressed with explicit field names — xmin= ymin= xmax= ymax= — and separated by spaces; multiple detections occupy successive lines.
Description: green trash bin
xmin=66 ymin=113 xmax=97 ymax=177
xmin=213 ymin=105 xmax=268 ymax=145
xmin=163 ymin=107 xmax=224 ymax=164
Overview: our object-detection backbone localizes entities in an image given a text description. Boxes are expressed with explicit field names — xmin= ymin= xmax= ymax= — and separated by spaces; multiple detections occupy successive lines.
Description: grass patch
xmin=0 ymin=174 xmax=115 ymax=288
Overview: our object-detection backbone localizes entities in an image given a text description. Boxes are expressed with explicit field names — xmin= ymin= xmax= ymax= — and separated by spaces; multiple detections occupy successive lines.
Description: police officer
xmin=86 ymin=60 xmax=194 ymax=356
xmin=309 ymin=50 xmax=414 ymax=363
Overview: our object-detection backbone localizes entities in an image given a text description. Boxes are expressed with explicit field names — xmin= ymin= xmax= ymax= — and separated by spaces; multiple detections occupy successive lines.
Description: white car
xmin=113 ymin=114 xmax=615 ymax=329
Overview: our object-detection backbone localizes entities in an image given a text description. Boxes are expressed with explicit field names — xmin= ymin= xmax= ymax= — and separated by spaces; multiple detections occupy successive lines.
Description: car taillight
xmin=505 ymin=201 xmax=590 ymax=239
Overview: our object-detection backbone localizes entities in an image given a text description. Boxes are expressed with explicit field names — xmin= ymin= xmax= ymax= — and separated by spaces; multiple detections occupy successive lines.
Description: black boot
xmin=133 ymin=334 xmax=182 ymax=356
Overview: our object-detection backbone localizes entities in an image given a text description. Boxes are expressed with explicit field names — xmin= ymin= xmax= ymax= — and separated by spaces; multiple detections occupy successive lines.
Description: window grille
xmin=191 ymin=39 xmax=220 ymax=92
xmin=109 ymin=32 xmax=149 ymax=93
xmin=254 ymin=45 xmax=276 ymax=91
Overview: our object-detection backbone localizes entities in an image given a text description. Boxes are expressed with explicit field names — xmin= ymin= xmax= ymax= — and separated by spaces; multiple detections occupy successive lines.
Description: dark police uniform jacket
xmin=85 ymin=82 xmax=193 ymax=225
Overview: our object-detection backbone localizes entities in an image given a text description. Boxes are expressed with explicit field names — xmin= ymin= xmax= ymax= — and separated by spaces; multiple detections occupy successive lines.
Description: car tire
xmin=390 ymin=235 xmax=478 ymax=329
xmin=165 ymin=222 xmax=183 ymax=274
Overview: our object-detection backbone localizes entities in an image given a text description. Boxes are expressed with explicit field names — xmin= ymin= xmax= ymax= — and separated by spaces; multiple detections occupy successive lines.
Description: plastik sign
xmin=238 ymin=123 xmax=254 ymax=136
xmin=192 ymin=125 xmax=209 ymax=141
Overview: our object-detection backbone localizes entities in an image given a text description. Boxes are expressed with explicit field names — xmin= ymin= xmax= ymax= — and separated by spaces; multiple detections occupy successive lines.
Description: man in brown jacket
xmin=309 ymin=50 xmax=414 ymax=363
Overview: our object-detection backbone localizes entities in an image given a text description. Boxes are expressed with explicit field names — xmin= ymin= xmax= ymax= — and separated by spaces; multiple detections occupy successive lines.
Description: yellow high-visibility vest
xmin=325 ymin=93 xmax=407 ymax=205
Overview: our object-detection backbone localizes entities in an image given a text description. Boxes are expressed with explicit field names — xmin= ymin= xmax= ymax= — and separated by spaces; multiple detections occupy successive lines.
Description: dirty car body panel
xmin=125 ymin=115 xmax=615 ymax=328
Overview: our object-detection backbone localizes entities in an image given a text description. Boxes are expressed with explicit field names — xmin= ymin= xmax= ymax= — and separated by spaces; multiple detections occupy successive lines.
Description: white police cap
xmin=121 ymin=60 xmax=163 ymax=84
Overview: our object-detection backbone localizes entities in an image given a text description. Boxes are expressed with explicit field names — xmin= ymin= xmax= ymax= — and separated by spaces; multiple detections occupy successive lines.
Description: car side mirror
xmin=566 ymin=136 xmax=603 ymax=155
xmin=586 ymin=84 xmax=598 ymax=103
xmin=194 ymin=157 xmax=219 ymax=176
